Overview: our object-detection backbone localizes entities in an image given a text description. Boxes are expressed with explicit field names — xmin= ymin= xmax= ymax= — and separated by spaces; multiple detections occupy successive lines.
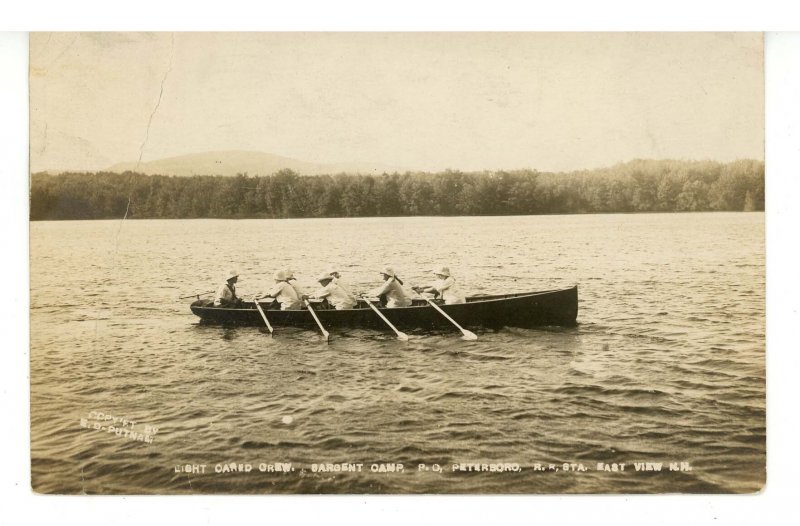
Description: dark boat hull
xmin=190 ymin=286 xmax=578 ymax=330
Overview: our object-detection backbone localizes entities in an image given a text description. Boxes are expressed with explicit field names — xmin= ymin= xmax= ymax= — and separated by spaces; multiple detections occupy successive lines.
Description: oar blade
xmin=363 ymin=296 xmax=409 ymax=342
xmin=417 ymin=293 xmax=478 ymax=342
xmin=461 ymin=330 xmax=478 ymax=341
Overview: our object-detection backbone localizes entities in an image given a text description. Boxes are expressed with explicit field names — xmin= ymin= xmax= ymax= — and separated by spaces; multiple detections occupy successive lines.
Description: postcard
xmin=29 ymin=32 xmax=765 ymax=494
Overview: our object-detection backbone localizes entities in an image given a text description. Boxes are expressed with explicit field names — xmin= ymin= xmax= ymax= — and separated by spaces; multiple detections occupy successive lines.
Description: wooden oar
xmin=304 ymin=299 xmax=330 ymax=342
xmin=179 ymin=290 xmax=215 ymax=300
xmin=253 ymin=298 xmax=274 ymax=336
xmin=414 ymin=290 xmax=477 ymax=340
xmin=362 ymin=298 xmax=409 ymax=341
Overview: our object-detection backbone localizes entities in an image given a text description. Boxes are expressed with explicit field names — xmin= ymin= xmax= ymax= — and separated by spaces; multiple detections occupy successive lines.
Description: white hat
xmin=286 ymin=269 xmax=296 ymax=280
xmin=432 ymin=266 xmax=451 ymax=277
xmin=381 ymin=266 xmax=396 ymax=277
xmin=226 ymin=269 xmax=240 ymax=281
xmin=317 ymin=272 xmax=334 ymax=283
xmin=273 ymin=270 xmax=288 ymax=281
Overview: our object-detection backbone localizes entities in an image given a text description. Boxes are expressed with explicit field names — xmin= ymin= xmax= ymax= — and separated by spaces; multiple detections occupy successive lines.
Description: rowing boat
xmin=190 ymin=285 xmax=578 ymax=330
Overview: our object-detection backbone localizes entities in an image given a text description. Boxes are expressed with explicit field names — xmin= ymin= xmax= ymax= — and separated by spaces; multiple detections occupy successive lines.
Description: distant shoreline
xmin=29 ymin=159 xmax=764 ymax=221
xmin=28 ymin=210 xmax=766 ymax=222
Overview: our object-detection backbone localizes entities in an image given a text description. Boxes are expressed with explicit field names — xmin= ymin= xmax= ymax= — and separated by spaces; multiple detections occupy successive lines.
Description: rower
xmin=286 ymin=269 xmax=306 ymax=297
xmin=214 ymin=269 xmax=243 ymax=307
xmin=413 ymin=266 xmax=466 ymax=304
xmin=265 ymin=270 xmax=303 ymax=310
xmin=306 ymin=272 xmax=357 ymax=310
xmin=326 ymin=268 xmax=349 ymax=289
xmin=367 ymin=266 xmax=412 ymax=308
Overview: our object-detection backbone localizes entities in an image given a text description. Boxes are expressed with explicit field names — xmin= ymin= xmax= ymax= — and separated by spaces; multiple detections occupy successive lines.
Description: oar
xmin=253 ymin=298 xmax=274 ymax=336
xmin=362 ymin=297 xmax=409 ymax=341
xmin=303 ymin=299 xmax=330 ymax=342
xmin=179 ymin=290 xmax=215 ymax=300
xmin=414 ymin=290 xmax=477 ymax=341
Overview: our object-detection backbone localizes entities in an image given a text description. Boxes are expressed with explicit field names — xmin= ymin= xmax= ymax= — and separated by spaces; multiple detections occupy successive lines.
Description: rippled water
xmin=29 ymin=213 xmax=765 ymax=494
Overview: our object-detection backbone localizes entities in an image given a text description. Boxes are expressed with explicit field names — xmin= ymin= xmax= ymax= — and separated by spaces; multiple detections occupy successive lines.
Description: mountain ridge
xmin=105 ymin=150 xmax=407 ymax=177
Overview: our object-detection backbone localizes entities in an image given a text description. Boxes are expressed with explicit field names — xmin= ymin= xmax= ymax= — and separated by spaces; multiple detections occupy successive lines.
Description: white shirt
xmin=312 ymin=282 xmax=357 ymax=310
xmin=330 ymin=275 xmax=348 ymax=289
xmin=288 ymin=280 xmax=306 ymax=298
xmin=214 ymin=282 xmax=236 ymax=306
xmin=431 ymin=276 xmax=466 ymax=304
xmin=369 ymin=278 xmax=412 ymax=308
xmin=268 ymin=281 xmax=303 ymax=310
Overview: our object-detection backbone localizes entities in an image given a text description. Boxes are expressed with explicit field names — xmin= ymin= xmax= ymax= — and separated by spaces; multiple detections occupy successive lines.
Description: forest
xmin=29 ymin=159 xmax=764 ymax=220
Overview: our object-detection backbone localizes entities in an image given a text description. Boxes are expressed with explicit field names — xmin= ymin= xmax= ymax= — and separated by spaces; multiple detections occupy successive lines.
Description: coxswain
xmin=413 ymin=266 xmax=466 ymax=304
xmin=264 ymin=270 xmax=303 ymax=310
xmin=214 ymin=269 xmax=243 ymax=307
xmin=367 ymin=266 xmax=412 ymax=308
xmin=306 ymin=272 xmax=357 ymax=310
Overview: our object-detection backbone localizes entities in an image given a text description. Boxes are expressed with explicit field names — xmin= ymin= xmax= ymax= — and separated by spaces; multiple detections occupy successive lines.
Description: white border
xmin=1 ymin=28 xmax=32 ymax=514
xmin=4 ymin=19 xmax=800 ymax=526
xmin=1 ymin=1 xmax=800 ymax=30
xmin=763 ymin=28 xmax=800 ymax=518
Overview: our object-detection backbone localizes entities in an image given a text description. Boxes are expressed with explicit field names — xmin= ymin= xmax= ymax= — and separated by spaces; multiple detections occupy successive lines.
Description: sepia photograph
xmin=28 ymin=31 xmax=765 ymax=495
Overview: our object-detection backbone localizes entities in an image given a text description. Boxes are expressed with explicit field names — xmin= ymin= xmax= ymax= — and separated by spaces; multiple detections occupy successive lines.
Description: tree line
xmin=29 ymin=159 xmax=764 ymax=220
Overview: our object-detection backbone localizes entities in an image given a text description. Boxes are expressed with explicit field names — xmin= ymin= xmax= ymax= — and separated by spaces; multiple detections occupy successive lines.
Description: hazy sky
xmin=29 ymin=32 xmax=764 ymax=173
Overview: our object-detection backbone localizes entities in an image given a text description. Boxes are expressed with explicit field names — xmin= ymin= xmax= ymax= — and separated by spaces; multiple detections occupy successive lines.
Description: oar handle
xmin=304 ymin=299 xmax=330 ymax=341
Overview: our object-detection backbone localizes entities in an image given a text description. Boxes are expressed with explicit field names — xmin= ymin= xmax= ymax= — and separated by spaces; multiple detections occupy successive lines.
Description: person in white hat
xmin=263 ymin=270 xmax=303 ymax=310
xmin=305 ymin=272 xmax=357 ymax=310
xmin=413 ymin=266 xmax=466 ymax=304
xmin=329 ymin=267 xmax=356 ymax=290
xmin=214 ymin=269 xmax=242 ymax=307
xmin=366 ymin=265 xmax=412 ymax=308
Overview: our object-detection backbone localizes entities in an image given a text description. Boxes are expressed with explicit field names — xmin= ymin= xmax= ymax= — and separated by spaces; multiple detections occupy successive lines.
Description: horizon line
xmin=32 ymin=155 xmax=765 ymax=178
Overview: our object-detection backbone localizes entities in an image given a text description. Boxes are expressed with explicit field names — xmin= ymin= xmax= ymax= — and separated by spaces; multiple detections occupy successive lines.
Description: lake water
xmin=29 ymin=213 xmax=765 ymax=494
